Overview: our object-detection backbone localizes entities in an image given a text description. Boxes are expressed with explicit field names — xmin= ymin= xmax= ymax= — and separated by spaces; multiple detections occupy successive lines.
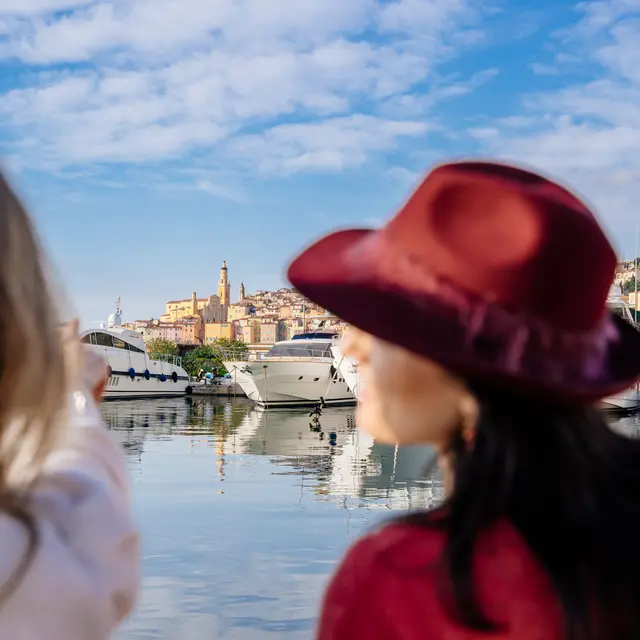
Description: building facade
xmin=163 ymin=293 xmax=223 ymax=324
xmin=228 ymin=302 xmax=255 ymax=322
xmin=134 ymin=278 xmax=350 ymax=349
xmin=204 ymin=322 xmax=233 ymax=343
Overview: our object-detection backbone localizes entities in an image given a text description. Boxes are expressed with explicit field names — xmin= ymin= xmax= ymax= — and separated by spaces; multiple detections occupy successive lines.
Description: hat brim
xmin=288 ymin=229 xmax=640 ymax=402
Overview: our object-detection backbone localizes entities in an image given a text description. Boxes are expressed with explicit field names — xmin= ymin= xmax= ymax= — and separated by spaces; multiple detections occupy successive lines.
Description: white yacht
xmin=331 ymin=344 xmax=362 ymax=401
xmin=222 ymin=332 xmax=356 ymax=408
xmin=601 ymin=283 xmax=640 ymax=413
xmin=80 ymin=299 xmax=191 ymax=400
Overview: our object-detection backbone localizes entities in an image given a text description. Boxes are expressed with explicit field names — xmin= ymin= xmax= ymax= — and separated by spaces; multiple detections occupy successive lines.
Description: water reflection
xmin=103 ymin=398 xmax=442 ymax=509
xmin=105 ymin=397 xmax=442 ymax=638
xmin=108 ymin=398 xmax=637 ymax=638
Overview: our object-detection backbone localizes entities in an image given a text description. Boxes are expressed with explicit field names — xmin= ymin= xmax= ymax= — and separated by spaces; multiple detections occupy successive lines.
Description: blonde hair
xmin=0 ymin=170 xmax=72 ymax=602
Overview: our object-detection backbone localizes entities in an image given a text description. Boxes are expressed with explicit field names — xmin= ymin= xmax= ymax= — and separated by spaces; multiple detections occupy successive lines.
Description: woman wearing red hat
xmin=288 ymin=161 xmax=640 ymax=640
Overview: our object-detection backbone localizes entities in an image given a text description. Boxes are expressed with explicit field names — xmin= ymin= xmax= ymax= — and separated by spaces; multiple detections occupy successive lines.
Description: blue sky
xmin=0 ymin=0 xmax=638 ymax=327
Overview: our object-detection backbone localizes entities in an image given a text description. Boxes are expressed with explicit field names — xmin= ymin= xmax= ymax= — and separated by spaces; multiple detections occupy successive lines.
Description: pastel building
xmin=163 ymin=261 xmax=232 ymax=324
xmin=228 ymin=302 xmax=255 ymax=322
xmin=163 ymin=292 xmax=223 ymax=324
xmin=141 ymin=322 xmax=182 ymax=343
xmin=179 ymin=316 xmax=203 ymax=344
xmin=259 ymin=320 xmax=287 ymax=344
xmin=204 ymin=322 xmax=233 ymax=343
xmin=237 ymin=318 xmax=261 ymax=344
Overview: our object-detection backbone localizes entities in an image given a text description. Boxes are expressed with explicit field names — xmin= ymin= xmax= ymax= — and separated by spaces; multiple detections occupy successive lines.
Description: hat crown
xmin=385 ymin=162 xmax=616 ymax=332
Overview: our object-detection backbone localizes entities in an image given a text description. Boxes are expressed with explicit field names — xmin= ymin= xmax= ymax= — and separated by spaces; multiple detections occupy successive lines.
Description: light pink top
xmin=0 ymin=387 xmax=139 ymax=638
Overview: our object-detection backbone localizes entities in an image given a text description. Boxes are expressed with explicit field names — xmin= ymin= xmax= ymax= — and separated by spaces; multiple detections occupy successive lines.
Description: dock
xmin=191 ymin=382 xmax=246 ymax=397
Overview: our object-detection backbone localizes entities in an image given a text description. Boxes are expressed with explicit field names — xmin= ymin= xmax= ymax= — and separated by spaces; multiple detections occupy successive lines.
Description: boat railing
xmin=149 ymin=353 xmax=184 ymax=368
xmin=257 ymin=348 xmax=332 ymax=359
xmin=219 ymin=344 xmax=333 ymax=361
xmin=218 ymin=348 xmax=252 ymax=362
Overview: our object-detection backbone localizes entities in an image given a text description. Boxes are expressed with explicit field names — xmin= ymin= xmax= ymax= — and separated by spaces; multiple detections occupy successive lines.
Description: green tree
xmin=182 ymin=345 xmax=225 ymax=377
xmin=182 ymin=339 xmax=249 ymax=377
xmin=146 ymin=338 xmax=179 ymax=356
xmin=215 ymin=337 xmax=248 ymax=351
xmin=623 ymin=276 xmax=637 ymax=295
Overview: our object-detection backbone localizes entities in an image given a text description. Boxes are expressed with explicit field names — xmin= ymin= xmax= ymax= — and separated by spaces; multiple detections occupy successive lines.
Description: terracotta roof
xmin=166 ymin=297 xmax=210 ymax=304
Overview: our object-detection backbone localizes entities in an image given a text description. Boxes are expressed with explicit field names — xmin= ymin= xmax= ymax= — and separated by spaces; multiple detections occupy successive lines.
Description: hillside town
xmin=121 ymin=259 xmax=640 ymax=351
xmin=123 ymin=261 xmax=348 ymax=348
xmin=615 ymin=260 xmax=640 ymax=309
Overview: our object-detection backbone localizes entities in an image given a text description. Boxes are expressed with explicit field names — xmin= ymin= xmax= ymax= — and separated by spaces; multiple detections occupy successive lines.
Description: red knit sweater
xmin=317 ymin=520 xmax=564 ymax=639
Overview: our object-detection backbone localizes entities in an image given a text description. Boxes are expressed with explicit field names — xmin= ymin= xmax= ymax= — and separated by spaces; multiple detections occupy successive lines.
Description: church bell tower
xmin=191 ymin=291 xmax=198 ymax=316
xmin=218 ymin=261 xmax=231 ymax=309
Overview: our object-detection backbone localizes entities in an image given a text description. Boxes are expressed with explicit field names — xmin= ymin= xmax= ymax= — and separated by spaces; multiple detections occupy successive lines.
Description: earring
xmin=458 ymin=395 xmax=478 ymax=450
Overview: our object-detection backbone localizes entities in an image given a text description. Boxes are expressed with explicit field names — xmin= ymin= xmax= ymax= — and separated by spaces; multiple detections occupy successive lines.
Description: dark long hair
xmin=402 ymin=384 xmax=640 ymax=639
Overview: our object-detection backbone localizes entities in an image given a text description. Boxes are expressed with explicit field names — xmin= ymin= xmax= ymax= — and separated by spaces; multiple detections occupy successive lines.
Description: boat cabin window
xmin=267 ymin=341 xmax=333 ymax=358
xmin=291 ymin=332 xmax=337 ymax=340
xmin=94 ymin=332 xmax=114 ymax=347
xmin=80 ymin=332 xmax=145 ymax=353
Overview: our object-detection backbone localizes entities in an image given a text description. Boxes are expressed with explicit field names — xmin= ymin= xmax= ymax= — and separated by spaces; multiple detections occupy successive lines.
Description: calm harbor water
xmin=107 ymin=397 xmax=640 ymax=639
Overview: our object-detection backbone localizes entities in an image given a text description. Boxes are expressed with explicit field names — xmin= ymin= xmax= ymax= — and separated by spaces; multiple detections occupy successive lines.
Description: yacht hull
xmin=600 ymin=386 xmax=640 ymax=414
xmin=89 ymin=346 xmax=191 ymax=400
xmin=223 ymin=359 xmax=355 ymax=408
xmin=332 ymin=346 xmax=362 ymax=401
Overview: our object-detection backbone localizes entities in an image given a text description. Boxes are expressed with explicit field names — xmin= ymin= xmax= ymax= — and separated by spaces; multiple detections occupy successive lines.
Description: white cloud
xmin=386 ymin=166 xmax=421 ymax=184
xmin=528 ymin=62 xmax=559 ymax=75
xmin=471 ymin=0 xmax=640 ymax=248
xmin=229 ymin=115 xmax=430 ymax=174
xmin=0 ymin=0 xmax=92 ymax=15
xmin=0 ymin=0 xmax=489 ymax=179
xmin=3 ymin=0 xmax=376 ymax=64
xmin=382 ymin=68 xmax=498 ymax=117
xmin=566 ymin=0 xmax=639 ymax=35
xmin=2 ymin=0 xmax=480 ymax=65
xmin=195 ymin=179 xmax=247 ymax=203
xmin=377 ymin=0 xmax=475 ymax=35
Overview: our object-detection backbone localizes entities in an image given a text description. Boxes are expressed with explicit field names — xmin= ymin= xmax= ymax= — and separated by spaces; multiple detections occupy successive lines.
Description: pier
xmin=190 ymin=381 xmax=246 ymax=397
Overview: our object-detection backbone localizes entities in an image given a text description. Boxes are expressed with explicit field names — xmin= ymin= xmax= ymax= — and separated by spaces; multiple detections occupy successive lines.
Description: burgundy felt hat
xmin=287 ymin=160 xmax=640 ymax=402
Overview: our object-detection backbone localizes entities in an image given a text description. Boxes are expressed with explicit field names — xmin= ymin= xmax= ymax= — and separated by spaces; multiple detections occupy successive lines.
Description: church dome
xmin=107 ymin=311 xmax=122 ymax=327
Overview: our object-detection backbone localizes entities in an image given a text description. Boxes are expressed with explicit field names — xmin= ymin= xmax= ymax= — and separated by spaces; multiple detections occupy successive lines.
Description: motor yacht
xmin=80 ymin=299 xmax=191 ymax=400
xmin=222 ymin=332 xmax=356 ymax=408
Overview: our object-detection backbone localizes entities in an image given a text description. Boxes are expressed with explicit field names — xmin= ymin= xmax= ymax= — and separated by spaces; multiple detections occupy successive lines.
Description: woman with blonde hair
xmin=0 ymin=172 xmax=139 ymax=637
xmin=288 ymin=161 xmax=640 ymax=639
